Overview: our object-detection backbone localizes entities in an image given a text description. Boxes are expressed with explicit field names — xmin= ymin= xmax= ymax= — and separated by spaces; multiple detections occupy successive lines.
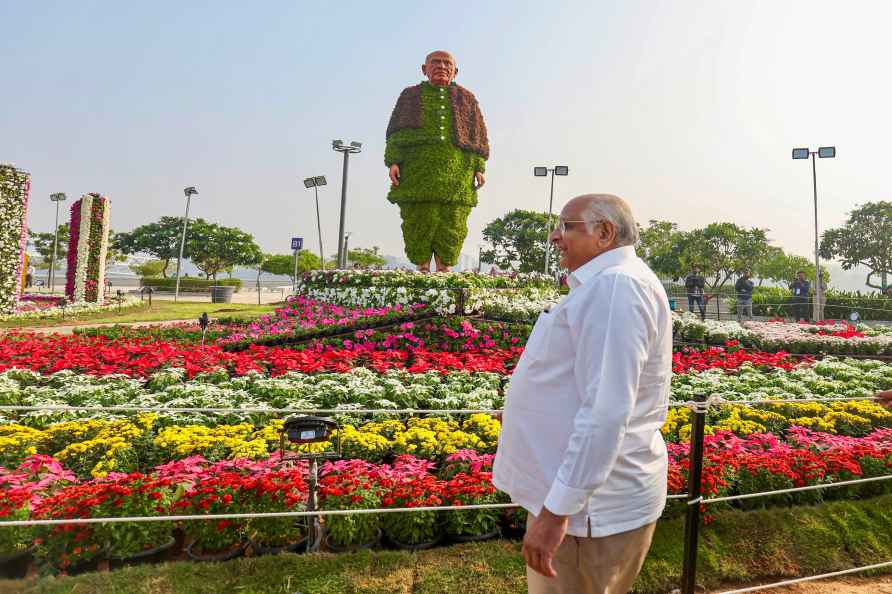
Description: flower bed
xmin=0 ymin=165 xmax=30 ymax=316
xmin=744 ymin=320 xmax=892 ymax=355
xmin=64 ymin=193 xmax=111 ymax=303
xmin=297 ymin=270 xmax=557 ymax=315
xmin=0 ymin=296 xmax=143 ymax=323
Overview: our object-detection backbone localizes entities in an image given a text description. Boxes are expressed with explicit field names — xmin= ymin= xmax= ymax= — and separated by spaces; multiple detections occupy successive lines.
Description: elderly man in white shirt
xmin=493 ymin=194 xmax=672 ymax=594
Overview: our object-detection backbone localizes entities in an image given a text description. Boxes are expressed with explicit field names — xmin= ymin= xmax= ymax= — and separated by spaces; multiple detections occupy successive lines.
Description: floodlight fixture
xmin=48 ymin=193 xmax=68 ymax=292
xmin=175 ymin=186 xmax=199 ymax=302
xmin=331 ymin=139 xmax=363 ymax=267
xmin=533 ymin=166 xmax=548 ymax=177
xmin=49 ymin=192 xmax=67 ymax=202
xmin=533 ymin=165 xmax=571 ymax=275
xmin=304 ymin=174 xmax=328 ymax=271
xmin=554 ymin=166 xmax=569 ymax=176
xmin=791 ymin=144 xmax=836 ymax=322
xmin=314 ymin=176 xmax=327 ymax=186
xmin=303 ymin=177 xmax=315 ymax=188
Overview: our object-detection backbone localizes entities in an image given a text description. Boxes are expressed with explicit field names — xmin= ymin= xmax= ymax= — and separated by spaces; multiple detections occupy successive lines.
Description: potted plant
xmin=245 ymin=469 xmax=309 ymax=555
xmin=0 ymin=493 xmax=34 ymax=579
xmin=318 ymin=462 xmax=383 ymax=551
xmin=179 ymin=472 xmax=248 ymax=561
xmin=100 ymin=477 xmax=177 ymax=568
xmin=380 ymin=474 xmax=444 ymax=550
xmin=442 ymin=471 xmax=501 ymax=542
xmin=32 ymin=483 xmax=108 ymax=574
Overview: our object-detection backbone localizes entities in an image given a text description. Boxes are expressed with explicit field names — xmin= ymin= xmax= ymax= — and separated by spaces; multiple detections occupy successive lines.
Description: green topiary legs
xmin=398 ymin=203 xmax=472 ymax=267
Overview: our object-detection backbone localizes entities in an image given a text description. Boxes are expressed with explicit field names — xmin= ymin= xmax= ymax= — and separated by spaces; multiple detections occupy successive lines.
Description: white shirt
xmin=492 ymin=245 xmax=672 ymax=538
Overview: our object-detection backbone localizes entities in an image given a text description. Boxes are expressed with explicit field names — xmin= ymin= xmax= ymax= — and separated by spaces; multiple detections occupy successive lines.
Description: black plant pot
xmin=385 ymin=532 xmax=440 ymax=551
xmin=186 ymin=540 xmax=247 ymax=562
xmin=322 ymin=528 xmax=381 ymax=553
xmin=248 ymin=535 xmax=308 ymax=556
xmin=108 ymin=536 xmax=176 ymax=569
xmin=449 ymin=528 xmax=501 ymax=544
xmin=0 ymin=545 xmax=35 ymax=579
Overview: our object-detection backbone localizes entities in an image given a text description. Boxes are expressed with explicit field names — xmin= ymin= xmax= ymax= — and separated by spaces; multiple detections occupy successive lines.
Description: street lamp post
xmin=48 ymin=193 xmax=67 ymax=293
xmin=343 ymin=232 xmax=352 ymax=267
xmin=303 ymin=176 xmax=327 ymax=270
xmin=174 ymin=186 xmax=199 ymax=303
xmin=533 ymin=166 xmax=569 ymax=275
xmin=332 ymin=140 xmax=362 ymax=269
xmin=792 ymin=146 xmax=836 ymax=322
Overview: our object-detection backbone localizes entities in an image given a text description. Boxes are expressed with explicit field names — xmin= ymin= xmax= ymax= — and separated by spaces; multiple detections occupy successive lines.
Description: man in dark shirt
xmin=790 ymin=271 xmax=811 ymax=322
xmin=735 ymin=269 xmax=755 ymax=322
xmin=685 ymin=266 xmax=706 ymax=321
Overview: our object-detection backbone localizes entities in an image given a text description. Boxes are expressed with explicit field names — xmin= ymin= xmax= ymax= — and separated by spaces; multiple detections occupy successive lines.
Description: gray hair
xmin=579 ymin=194 xmax=639 ymax=246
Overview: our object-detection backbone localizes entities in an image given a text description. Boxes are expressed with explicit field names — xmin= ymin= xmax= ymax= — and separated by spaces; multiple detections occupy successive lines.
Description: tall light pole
xmin=48 ymin=193 xmax=67 ymax=293
xmin=533 ymin=166 xmax=569 ymax=275
xmin=174 ymin=186 xmax=199 ymax=303
xmin=303 ymin=176 xmax=327 ymax=270
xmin=332 ymin=140 xmax=362 ymax=269
xmin=792 ymin=146 xmax=835 ymax=322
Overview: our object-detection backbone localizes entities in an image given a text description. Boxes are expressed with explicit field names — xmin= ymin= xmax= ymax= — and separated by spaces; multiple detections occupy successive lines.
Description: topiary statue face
xmin=421 ymin=51 xmax=457 ymax=87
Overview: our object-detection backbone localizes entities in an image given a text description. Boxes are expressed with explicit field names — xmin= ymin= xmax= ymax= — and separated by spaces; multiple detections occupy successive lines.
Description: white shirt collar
xmin=567 ymin=245 xmax=637 ymax=290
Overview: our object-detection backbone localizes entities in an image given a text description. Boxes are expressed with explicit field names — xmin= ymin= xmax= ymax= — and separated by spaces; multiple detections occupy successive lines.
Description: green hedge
xmin=729 ymin=288 xmax=892 ymax=321
xmin=139 ymin=277 xmax=242 ymax=292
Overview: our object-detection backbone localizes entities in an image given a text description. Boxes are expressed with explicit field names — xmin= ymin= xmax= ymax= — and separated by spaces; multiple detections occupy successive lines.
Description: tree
xmin=481 ymin=210 xmax=559 ymax=273
xmin=185 ymin=221 xmax=263 ymax=282
xmin=28 ymin=224 xmax=69 ymax=269
xmin=820 ymin=201 xmax=892 ymax=290
xmin=346 ymin=247 xmax=386 ymax=269
xmin=114 ymin=216 xmax=198 ymax=278
xmin=754 ymin=248 xmax=828 ymax=288
xmin=260 ymin=252 xmax=322 ymax=282
xmin=637 ymin=220 xmax=686 ymax=280
xmin=682 ymin=223 xmax=772 ymax=290
xmin=129 ymin=259 xmax=166 ymax=278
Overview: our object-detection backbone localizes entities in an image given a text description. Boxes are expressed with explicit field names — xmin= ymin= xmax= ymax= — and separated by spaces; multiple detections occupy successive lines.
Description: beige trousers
xmin=526 ymin=519 xmax=657 ymax=594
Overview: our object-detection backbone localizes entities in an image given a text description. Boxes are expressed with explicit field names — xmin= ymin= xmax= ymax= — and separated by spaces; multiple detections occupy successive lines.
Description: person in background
xmin=685 ymin=265 xmax=706 ymax=320
xmin=790 ymin=271 xmax=811 ymax=322
xmin=26 ymin=264 xmax=34 ymax=288
xmin=735 ymin=269 xmax=754 ymax=322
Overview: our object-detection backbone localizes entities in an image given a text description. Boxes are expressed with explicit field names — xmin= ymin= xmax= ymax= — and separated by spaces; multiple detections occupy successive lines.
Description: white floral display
xmin=0 ymin=296 xmax=141 ymax=323
xmin=67 ymin=193 xmax=111 ymax=303
xmin=0 ymin=164 xmax=30 ymax=315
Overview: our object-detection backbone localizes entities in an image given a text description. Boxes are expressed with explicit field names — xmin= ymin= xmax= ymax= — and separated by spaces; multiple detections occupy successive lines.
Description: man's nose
xmin=548 ymin=226 xmax=561 ymax=244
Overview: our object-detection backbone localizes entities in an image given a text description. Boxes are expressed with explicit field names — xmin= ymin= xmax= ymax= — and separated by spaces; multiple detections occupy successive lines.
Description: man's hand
xmin=389 ymin=164 xmax=400 ymax=187
xmin=522 ymin=508 xmax=568 ymax=578
xmin=474 ymin=171 xmax=486 ymax=190
xmin=877 ymin=390 xmax=892 ymax=409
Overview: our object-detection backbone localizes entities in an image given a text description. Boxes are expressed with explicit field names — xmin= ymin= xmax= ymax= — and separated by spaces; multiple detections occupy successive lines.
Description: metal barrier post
xmin=681 ymin=392 xmax=707 ymax=594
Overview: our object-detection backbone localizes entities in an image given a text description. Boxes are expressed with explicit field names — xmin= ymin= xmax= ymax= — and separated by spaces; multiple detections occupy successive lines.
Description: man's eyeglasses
xmin=555 ymin=219 xmax=589 ymax=235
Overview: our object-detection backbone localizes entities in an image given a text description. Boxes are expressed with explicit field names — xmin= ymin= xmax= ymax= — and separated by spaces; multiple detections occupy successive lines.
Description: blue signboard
xmin=291 ymin=237 xmax=303 ymax=250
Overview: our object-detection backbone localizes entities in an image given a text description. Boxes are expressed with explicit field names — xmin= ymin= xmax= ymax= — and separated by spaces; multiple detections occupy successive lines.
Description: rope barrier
xmin=0 ymin=495 xmax=692 ymax=529
xmin=715 ymin=560 xmax=892 ymax=593
xmin=0 ymin=394 xmax=879 ymax=416
xmin=697 ymin=473 xmax=892 ymax=505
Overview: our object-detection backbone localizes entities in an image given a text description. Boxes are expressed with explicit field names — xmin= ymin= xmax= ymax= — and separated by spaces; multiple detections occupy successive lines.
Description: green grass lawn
xmin=5 ymin=495 xmax=892 ymax=594
xmin=0 ymin=302 xmax=280 ymax=329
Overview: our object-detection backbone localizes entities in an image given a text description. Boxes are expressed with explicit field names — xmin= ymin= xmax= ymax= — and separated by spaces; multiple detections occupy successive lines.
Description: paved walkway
xmin=4 ymin=318 xmax=202 ymax=336
xmin=716 ymin=575 xmax=892 ymax=593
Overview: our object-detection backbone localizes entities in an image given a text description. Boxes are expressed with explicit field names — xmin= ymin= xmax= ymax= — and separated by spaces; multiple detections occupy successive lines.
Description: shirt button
xmin=439 ymin=126 xmax=444 ymax=130
xmin=440 ymin=136 xmax=445 ymax=140
xmin=440 ymin=115 xmax=444 ymax=119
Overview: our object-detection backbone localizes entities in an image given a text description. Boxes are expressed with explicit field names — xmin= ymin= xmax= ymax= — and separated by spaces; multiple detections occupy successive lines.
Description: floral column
xmin=0 ymin=164 xmax=31 ymax=315
xmin=65 ymin=193 xmax=111 ymax=303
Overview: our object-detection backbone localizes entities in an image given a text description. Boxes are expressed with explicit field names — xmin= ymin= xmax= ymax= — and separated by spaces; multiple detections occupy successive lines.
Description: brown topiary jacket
xmin=386 ymin=83 xmax=489 ymax=160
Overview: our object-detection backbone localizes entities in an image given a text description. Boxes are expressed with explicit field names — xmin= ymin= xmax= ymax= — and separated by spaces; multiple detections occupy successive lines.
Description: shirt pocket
xmin=521 ymin=312 xmax=554 ymax=364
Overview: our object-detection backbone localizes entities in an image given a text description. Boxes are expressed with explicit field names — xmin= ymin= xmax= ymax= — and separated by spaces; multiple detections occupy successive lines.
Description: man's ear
xmin=454 ymin=66 xmax=459 ymax=79
xmin=421 ymin=64 xmax=428 ymax=77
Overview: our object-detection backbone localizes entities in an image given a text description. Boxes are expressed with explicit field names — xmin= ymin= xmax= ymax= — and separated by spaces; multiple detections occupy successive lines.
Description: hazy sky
xmin=3 ymin=1 xmax=890 ymax=285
